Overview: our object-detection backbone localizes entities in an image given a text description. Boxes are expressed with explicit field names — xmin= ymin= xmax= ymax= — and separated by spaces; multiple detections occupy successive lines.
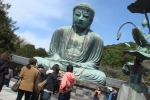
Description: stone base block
xmin=117 ymin=82 xmax=148 ymax=100
xmin=71 ymin=79 xmax=110 ymax=100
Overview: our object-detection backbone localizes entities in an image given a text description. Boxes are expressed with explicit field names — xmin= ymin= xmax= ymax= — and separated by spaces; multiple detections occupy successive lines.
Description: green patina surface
xmin=117 ymin=18 xmax=150 ymax=85
xmin=116 ymin=19 xmax=149 ymax=100
xmin=34 ymin=2 xmax=106 ymax=85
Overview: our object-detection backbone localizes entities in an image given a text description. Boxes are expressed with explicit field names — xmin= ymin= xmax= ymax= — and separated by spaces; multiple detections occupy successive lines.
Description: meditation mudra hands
xmin=58 ymin=59 xmax=81 ymax=67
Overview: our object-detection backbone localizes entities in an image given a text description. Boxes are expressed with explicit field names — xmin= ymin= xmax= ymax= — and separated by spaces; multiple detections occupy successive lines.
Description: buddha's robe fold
xmin=49 ymin=26 xmax=103 ymax=69
xmin=34 ymin=26 xmax=106 ymax=84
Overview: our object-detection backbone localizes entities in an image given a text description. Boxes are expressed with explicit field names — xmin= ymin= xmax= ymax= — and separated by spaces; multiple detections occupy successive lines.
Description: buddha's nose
xmin=79 ymin=15 xmax=84 ymax=21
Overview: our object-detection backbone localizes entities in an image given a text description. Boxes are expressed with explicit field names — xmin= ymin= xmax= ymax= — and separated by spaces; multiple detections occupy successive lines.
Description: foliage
xmin=100 ymin=42 xmax=136 ymax=80
xmin=0 ymin=0 xmax=19 ymax=53
xmin=14 ymin=44 xmax=48 ymax=58
xmin=100 ymin=42 xmax=136 ymax=68
xmin=100 ymin=66 xmax=129 ymax=81
xmin=35 ymin=48 xmax=48 ymax=57
xmin=14 ymin=44 xmax=36 ymax=58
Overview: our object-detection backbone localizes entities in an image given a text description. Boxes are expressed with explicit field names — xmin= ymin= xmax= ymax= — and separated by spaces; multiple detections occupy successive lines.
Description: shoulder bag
xmin=11 ymin=78 xmax=21 ymax=92
xmin=37 ymin=80 xmax=47 ymax=92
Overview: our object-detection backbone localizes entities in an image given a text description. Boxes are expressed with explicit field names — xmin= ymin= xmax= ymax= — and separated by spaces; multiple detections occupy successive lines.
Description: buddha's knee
xmin=80 ymin=69 xmax=106 ymax=85
xmin=34 ymin=57 xmax=50 ymax=69
xmin=81 ymin=69 xmax=106 ymax=77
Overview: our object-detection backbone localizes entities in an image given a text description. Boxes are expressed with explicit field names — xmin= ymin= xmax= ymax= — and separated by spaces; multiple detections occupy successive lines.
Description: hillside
xmin=100 ymin=42 xmax=150 ymax=85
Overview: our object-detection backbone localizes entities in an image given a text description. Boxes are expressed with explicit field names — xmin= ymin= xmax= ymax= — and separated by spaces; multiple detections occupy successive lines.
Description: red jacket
xmin=59 ymin=72 xmax=75 ymax=93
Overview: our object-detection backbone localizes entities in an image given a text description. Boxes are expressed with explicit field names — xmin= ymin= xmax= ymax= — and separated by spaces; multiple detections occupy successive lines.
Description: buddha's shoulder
xmin=89 ymin=30 xmax=103 ymax=40
xmin=55 ymin=26 xmax=72 ymax=31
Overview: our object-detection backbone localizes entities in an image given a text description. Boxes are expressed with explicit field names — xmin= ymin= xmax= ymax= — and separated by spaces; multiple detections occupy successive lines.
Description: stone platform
xmin=71 ymin=79 xmax=110 ymax=100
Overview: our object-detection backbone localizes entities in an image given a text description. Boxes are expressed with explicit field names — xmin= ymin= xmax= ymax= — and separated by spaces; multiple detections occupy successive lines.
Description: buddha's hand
xmin=59 ymin=59 xmax=81 ymax=67
xmin=70 ymin=62 xmax=81 ymax=67
xmin=51 ymin=53 xmax=61 ymax=61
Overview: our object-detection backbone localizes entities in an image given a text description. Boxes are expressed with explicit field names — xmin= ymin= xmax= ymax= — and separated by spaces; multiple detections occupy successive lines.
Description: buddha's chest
xmin=66 ymin=33 xmax=86 ymax=56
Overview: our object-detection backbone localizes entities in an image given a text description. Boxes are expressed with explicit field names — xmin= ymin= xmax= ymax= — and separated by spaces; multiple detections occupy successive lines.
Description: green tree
xmin=0 ymin=0 xmax=19 ymax=53
xmin=100 ymin=42 xmax=135 ymax=68
xmin=100 ymin=42 xmax=136 ymax=80
xmin=14 ymin=44 xmax=48 ymax=58
xmin=15 ymin=44 xmax=36 ymax=58
xmin=35 ymin=48 xmax=48 ymax=57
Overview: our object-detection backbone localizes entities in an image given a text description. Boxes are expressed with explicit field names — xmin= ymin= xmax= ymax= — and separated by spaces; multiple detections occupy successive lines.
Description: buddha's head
xmin=73 ymin=2 xmax=95 ymax=29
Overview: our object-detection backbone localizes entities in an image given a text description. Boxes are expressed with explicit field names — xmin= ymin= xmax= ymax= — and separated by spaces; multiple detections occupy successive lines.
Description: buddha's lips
xmin=77 ymin=22 xmax=84 ymax=25
xmin=78 ymin=22 xmax=82 ymax=24
xmin=77 ymin=21 xmax=83 ymax=24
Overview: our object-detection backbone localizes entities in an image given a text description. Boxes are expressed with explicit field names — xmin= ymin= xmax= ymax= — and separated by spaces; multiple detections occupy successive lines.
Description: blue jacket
xmin=108 ymin=91 xmax=114 ymax=100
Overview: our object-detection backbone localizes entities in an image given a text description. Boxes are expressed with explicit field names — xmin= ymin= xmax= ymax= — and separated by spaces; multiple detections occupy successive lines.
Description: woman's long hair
xmin=0 ymin=54 xmax=10 ymax=62
xmin=26 ymin=58 xmax=37 ymax=69
xmin=51 ymin=64 xmax=60 ymax=74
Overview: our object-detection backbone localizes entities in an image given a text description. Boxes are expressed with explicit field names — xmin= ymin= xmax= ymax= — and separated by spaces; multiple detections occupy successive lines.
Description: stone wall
xmin=71 ymin=79 xmax=110 ymax=100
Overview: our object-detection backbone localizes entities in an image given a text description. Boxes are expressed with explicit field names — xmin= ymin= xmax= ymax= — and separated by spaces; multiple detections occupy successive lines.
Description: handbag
xmin=63 ymin=87 xmax=73 ymax=94
xmin=11 ymin=78 xmax=21 ymax=92
xmin=37 ymin=80 xmax=47 ymax=92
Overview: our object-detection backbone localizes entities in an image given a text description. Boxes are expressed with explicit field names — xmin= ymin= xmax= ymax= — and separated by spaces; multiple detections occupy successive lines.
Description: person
xmin=42 ymin=64 xmax=60 ymax=100
xmin=53 ymin=70 xmax=62 ymax=95
xmin=92 ymin=87 xmax=101 ymax=100
xmin=58 ymin=65 xmax=75 ymax=100
xmin=108 ymin=87 xmax=118 ymax=100
xmin=16 ymin=58 xmax=38 ymax=100
xmin=34 ymin=2 xmax=106 ymax=85
xmin=0 ymin=54 xmax=10 ymax=92
xmin=30 ymin=64 xmax=45 ymax=100
xmin=14 ymin=68 xmax=21 ymax=79
xmin=5 ymin=66 xmax=13 ymax=87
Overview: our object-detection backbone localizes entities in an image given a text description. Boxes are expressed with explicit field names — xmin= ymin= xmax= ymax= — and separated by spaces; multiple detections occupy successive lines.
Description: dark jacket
xmin=44 ymin=72 xmax=58 ymax=92
xmin=35 ymin=71 xmax=45 ymax=93
xmin=0 ymin=58 xmax=9 ymax=85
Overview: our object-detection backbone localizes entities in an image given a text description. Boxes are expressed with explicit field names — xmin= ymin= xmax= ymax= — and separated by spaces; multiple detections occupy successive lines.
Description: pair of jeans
xmin=30 ymin=88 xmax=43 ymax=100
xmin=5 ymin=78 xmax=10 ymax=87
xmin=58 ymin=93 xmax=71 ymax=100
xmin=42 ymin=91 xmax=51 ymax=100
xmin=16 ymin=89 xmax=32 ymax=100
xmin=93 ymin=96 xmax=99 ymax=100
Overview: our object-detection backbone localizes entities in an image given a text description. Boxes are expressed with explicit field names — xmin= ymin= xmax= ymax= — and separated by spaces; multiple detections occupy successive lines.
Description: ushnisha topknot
xmin=73 ymin=2 xmax=95 ymax=16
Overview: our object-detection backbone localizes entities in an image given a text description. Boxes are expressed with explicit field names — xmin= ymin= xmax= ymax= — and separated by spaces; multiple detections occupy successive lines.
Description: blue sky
xmin=4 ymin=0 xmax=150 ymax=51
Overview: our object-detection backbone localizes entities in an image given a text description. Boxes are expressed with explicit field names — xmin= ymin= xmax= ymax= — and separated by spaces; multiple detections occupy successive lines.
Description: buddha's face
xmin=73 ymin=8 xmax=93 ymax=29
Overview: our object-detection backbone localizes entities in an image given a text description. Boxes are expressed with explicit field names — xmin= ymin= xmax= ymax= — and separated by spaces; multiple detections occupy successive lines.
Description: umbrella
xmin=127 ymin=0 xmax=150 ymax=33
xmin=127 ymin=0 xmax=150 ymax=14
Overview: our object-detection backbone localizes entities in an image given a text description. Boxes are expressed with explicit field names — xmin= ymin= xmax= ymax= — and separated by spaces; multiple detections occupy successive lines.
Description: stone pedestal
xmin=117 ymin=82 xmax=148 ymax=100
xmin=71 ymin=79 xmax=110 ymax=100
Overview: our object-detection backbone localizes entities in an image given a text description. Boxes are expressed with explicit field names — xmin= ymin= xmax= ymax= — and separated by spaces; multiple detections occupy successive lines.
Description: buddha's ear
xmin=89 ymin=17 xmax=94 ymax=27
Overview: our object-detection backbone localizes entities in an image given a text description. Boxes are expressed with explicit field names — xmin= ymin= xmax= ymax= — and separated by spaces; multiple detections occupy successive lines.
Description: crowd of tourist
xmin=0 ymin=54 xmax=75 ymax=100
xmin=0 ymin=54 xmax=117 ymax=100
xmin=0 ymin=54 xmax=118 ymax=100
xmin=13 ymin=58 xmax=75 ymax=100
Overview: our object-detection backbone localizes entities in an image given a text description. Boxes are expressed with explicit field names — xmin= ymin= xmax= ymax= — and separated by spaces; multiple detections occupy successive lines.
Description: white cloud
xmin=16 ymin=31 xmax=51 ymax=52
xmin=3 ymin=0 xmax=74 ymax=51
xmin=4 ymin=0 xmax=72 ymax=30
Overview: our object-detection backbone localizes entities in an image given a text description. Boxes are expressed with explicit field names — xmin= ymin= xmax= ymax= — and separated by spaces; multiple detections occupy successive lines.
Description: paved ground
xmin=0 ymin=79 xmax=58 ymax=100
